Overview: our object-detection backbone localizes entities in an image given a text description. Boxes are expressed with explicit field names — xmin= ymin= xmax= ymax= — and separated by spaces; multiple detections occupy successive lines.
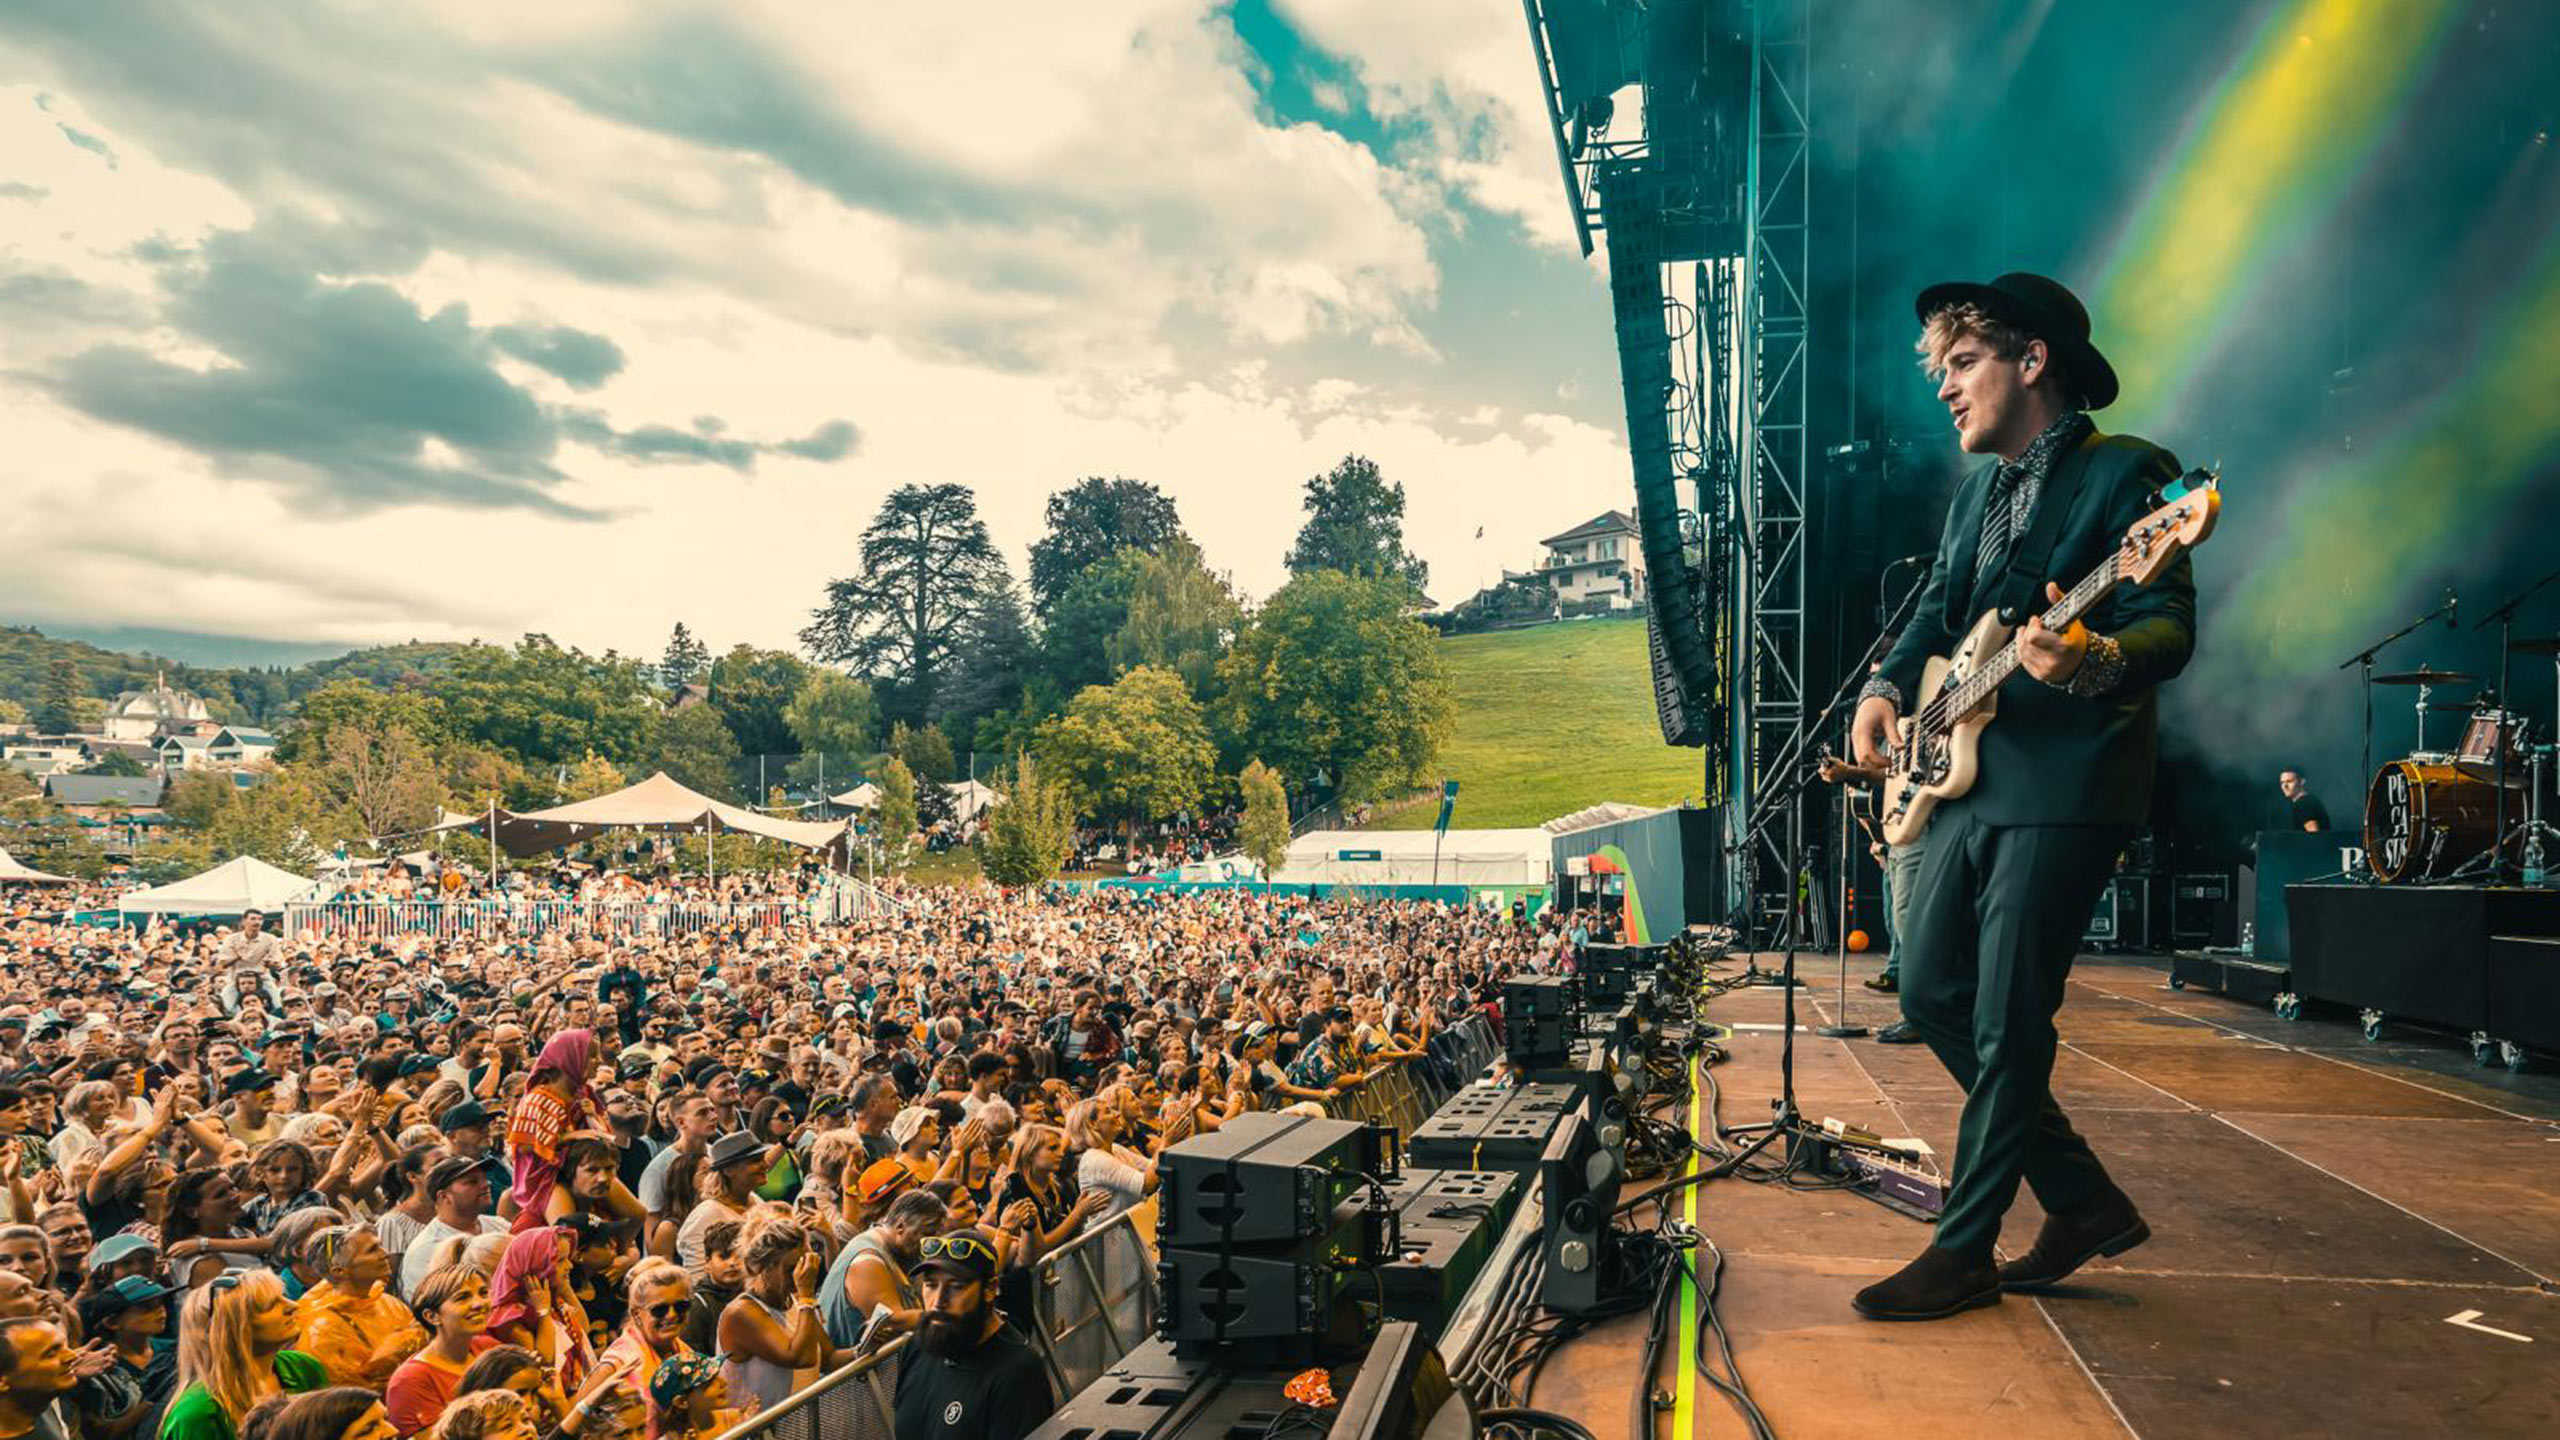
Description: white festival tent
xmin=944 ymin=779 xmax=1003 ymax=824
xmin=118 ymin=856 xmax=320 ymax=916
xmin=1271 ymin=828 xmax=1553 ymax=888
xmin=428 ymin=771 xmax=849 ymax=859
xmin=0 ymin=848 xmax=77 ymax=884
xmin=827 ymin=782 xmax=882 ymax=810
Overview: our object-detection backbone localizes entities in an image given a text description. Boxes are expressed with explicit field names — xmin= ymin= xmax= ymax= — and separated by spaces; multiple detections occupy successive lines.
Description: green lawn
xmin=1364 ymin=616 xmax=1707 ymax=831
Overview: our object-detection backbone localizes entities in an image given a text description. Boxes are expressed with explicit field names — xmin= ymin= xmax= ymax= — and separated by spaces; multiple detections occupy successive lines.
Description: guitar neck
xmin=1938 ymin=552 xmax=2126 ymax=720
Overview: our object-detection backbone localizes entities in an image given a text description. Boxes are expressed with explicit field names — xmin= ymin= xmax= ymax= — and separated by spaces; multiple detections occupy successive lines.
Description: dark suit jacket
xmin=1878 ymin=430 xmax=2197 ymax=828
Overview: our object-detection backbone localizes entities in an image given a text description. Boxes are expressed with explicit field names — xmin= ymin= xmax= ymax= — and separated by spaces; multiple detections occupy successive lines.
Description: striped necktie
xmin=1975 ymin=462 xmax=2026 ymax=588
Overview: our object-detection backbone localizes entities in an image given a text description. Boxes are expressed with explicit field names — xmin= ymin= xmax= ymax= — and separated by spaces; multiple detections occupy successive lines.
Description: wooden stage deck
xmin=1519 ymin=950 xmax=2560 ymax=1439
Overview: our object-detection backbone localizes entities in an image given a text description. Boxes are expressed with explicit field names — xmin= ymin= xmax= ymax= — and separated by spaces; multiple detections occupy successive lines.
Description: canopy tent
xmin=1272 ymin=829 xmax=1552 ymax=888
xmin=0 ymin=848 xmax=77 ymax=884
xmin=118 ymin=856 xmax=318 ymax=916
xmin=1543 ymin=801 xmax=1668 ymax=836
xmin=427 ymin=771 xmax=849 ymax=859
xmin=943 ymin=779 xmax=1003 ymax=824
xmin=828 ymin=782 xmax=881 ymax=810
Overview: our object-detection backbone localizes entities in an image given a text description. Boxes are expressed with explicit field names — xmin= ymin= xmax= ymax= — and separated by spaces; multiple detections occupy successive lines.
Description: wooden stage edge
xmin=1519 ymin=950 xmax=2560 ymax=1440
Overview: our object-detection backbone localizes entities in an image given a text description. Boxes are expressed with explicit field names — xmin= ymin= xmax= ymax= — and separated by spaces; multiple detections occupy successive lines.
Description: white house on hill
xmin=103 ymin=673 xmax=213 ymax=741
xmin=1538 ymin=511 xmax=1646 ymax=611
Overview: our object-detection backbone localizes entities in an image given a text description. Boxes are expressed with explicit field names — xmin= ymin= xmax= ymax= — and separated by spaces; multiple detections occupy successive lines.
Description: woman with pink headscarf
xmin=504 ymin=1029 xmax=604 ymax=1230
xmin=484 ymin=1224 xmax=596 ymax=1391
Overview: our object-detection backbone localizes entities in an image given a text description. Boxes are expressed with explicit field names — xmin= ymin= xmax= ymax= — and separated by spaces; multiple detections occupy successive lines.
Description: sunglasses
xmin=646 ymin=1299 xmax=692 ymax=1321
xmin=919 ymin=1234 xmax=995 ymax=1266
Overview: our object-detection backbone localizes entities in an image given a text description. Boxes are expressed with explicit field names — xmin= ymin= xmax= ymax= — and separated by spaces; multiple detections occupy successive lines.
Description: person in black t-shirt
xmin=2278 ymin=768 xmax=2331 ymax=833
xmin=892 ymin=1229 xmax=1056 ymax=1440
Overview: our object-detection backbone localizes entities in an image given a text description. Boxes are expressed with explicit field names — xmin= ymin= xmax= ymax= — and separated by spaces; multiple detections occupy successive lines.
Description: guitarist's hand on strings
xmin=1851 ymin=695 xmax=1900 ymax=772
xmin=2018 ymin=581 xmax=2090 ymax=685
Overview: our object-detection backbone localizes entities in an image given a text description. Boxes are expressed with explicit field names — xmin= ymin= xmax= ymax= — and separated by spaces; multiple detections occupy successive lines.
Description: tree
xmin=1037 ymin=666 xmax=1215 ymax=837
xmin=86 ymin=751 xmax=150 ymax=778
xmin=439 ymin=636 xmax=658 ymax=771
xmin=1026 ymin=476 xmax=1186 ymax=618
xmin=1039 ymin=549 xmax=1150 ymax=699
xmin=319 ymin=721 xmax=445 ymax=840
xmin=1284 ymin=454 xmax=1429 ymax=597
xmin=164 ymin=769 xmax=237 ymax=828
xmin=1214 ymin=572 xmax=1453 ymax=803
xmin=933 ymin=581 xmax=1034 ymax=744
xmin=279 ymin=679 xmax=446 ymax=764
xmin=1109 ymin=537 xmax=1243 ymax=697
xmin=801 ymin=484 xmax=1007 ymax=725
xmin=440 ymin=743 xmax=537 ymax=811
xmin=557 ymin=752 xmax=628 ymax=803
xmin=706 ymin=645 xmax=811 ymax=759
xmin=651 ymin=703 xmax=742 ymax=801
xmin=979 ymin=753 xmax=1078 ymax=887
xmin=0 ymin=770 xmax=35 ymax=805
xmin=0 ymin=699 xmax=26 ymax=726
xmin=1238 ymin=758 xmax=1291 ymax=879
xmin=659 ymin=623 xmax=711 ymax=689
xmin=35 ymin=658 xmax=79 ymax=735
xmin=872 ymin=758 xmax=919 ymax=864
xmin=783 ymin=671 xmax=877 ymax=762
xmin=887 ymin=721 xmax=956 ymax=788
xmin=206 ymin=764 xmax=350 ymax=868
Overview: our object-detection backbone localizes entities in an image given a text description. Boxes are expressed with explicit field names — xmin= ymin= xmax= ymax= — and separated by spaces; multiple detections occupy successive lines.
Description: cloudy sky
xmin=0 ymin=0 xmax=1631 ymax=659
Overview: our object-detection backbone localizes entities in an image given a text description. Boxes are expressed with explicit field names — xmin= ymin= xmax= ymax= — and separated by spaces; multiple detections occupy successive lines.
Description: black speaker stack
xmin=1027 ymin=1320 xmax=1452 ymax=1440
xmin=1155 ymin=1111 xmax=1397 ymax=1348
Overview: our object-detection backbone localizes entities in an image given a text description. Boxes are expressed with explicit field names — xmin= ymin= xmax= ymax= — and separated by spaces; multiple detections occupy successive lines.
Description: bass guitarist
xmin=1845 ymin=273 xmax=2196 ymax=1321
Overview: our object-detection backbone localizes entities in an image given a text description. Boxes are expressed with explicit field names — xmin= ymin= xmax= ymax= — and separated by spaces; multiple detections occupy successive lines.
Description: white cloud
xmin=0 ymin=1 xmax=1632 ymax=654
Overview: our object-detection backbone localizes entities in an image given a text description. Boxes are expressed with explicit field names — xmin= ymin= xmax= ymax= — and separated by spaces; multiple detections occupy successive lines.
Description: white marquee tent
xmin=427 ymin=772 xmax=849 ymax=858
xmin=0 ymin=848 xmax=76 ymax=885
xmin=1271 ymin=828 xmax=1552 ymax=888
xmin=118 ymin=856 xmax=319 ymax=916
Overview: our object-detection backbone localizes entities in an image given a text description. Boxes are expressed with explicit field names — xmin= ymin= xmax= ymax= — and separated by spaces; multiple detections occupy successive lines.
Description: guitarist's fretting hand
xmin=2017 ymin=581 xmax=2091 ymax=685
xmin=1851 ymin=695 xmax=1900 ymax=772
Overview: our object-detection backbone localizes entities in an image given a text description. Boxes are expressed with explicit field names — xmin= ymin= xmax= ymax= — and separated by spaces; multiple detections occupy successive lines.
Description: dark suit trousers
xmin=1899 ymin=804 xmax=2127 ymax=1257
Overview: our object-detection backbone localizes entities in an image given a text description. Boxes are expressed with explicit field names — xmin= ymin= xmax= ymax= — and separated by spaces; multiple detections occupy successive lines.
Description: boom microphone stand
xmin=1721 ymin=569 xmax=1932 ymax=1165
xmin=2335 ymin=589 xmax=2461 ymax=835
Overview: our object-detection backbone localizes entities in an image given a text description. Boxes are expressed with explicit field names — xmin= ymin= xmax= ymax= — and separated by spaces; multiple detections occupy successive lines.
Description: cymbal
xmin=2373 ymin=667 xmax=2478 ymax=686
xmin=2509 ymin=636 xmax=2560 ymax=655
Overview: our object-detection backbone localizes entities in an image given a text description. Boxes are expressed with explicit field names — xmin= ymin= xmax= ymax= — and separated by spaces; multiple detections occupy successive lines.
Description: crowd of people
xmin=0 ymin=875 xmax=1576 ymax=1440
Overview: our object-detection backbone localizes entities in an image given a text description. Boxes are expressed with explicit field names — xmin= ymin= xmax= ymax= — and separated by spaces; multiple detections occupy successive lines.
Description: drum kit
xmin=2360 ymin=637 xmax=2560 ymax=886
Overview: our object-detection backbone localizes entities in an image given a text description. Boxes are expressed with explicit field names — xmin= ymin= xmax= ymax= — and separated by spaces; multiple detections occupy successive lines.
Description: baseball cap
xmin=439 ymin=1100 xmax=492 ymax=1132
xmin=855 ymin=1159 xmax=914 ymax=1207
xmin=77 ymin=1274 xmax=174 ymax=1333
xmin=426 ymin=1155 xmax=485 ymax=1196
xmin=86 ymin=1234 xmax=159 ymax=1271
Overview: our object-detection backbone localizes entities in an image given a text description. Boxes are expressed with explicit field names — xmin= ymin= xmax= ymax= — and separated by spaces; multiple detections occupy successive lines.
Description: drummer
xmin=2278 ymin=768 xmax=2331 ymax=833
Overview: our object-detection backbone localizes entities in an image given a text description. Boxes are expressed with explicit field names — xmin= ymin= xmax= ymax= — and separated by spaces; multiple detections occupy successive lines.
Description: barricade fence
xmin=1027 ymin=1206 xmax=1158 ymax=1401
xmin=281 ymin=896 xmax=837 ymax=942
xmin=712 ymin=1333 xmax=907 ymax=1440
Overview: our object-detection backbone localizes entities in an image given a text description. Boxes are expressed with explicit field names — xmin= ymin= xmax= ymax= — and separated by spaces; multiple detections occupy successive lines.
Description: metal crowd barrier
xmin=1025 ymin=1206 xmax=1158 ymax=1401
xmin=279 ymin=896 xmax=829 ymax=941
xmin=711 ymin=1333 xmax=909 ymax=1440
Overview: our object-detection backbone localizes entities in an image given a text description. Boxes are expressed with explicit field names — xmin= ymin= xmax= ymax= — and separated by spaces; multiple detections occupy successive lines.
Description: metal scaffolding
xmin=1736 ymin=0 xmax=1811 ymax=935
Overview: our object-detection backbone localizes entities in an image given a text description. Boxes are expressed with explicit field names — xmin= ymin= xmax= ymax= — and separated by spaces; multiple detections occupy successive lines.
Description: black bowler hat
xmin=1914 ymin=272 xmax=2119 ymax=411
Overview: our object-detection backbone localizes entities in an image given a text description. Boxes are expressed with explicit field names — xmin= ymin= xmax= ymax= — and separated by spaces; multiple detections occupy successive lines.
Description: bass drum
xmin=2363 ymin=760 xmax=2509 ymax=884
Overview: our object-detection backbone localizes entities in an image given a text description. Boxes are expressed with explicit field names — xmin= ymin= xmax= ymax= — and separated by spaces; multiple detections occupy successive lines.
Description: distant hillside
xmin=36 ymin=626 xmax=352 ymax=670
xmin=1363 ymin=616 xmax=1704 ymax=831
xmin=0 ymin=626 xmax=470 ymax=727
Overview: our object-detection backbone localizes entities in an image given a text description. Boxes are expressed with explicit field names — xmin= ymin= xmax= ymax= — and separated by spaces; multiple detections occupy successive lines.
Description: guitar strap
xmin=1987 ymin=432 xmax=2103 ymax=626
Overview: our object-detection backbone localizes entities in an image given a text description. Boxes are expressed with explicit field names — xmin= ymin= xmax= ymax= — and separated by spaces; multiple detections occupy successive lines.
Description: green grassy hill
xmin=1365 ymin=616 xmax=1705 ymax=831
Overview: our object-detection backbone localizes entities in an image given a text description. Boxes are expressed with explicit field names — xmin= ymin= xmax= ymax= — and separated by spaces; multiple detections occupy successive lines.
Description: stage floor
xmin=1526 ymin=950 xmax=2560 ymax=1439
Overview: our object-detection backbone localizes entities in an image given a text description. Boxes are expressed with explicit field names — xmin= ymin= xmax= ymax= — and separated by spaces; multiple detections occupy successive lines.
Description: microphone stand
xmin=1721 ymin=566 xmax=1931 ymax=1167
xmin=2335 ymin=592 xmax=2461 ymax=870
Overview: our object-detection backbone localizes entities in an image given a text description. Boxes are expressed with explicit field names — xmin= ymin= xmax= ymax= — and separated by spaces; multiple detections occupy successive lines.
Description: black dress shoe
xmin=1851 ymin=1245 xmax=2001 ymax=1321
xmin=1873 ymin=1020 xmax=1922 ymax=1044
xmin=1999 ymin=1189 xmax=2151 ymax=1292
xmin=1862 ymin=974 xmax=1898 ymax=993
